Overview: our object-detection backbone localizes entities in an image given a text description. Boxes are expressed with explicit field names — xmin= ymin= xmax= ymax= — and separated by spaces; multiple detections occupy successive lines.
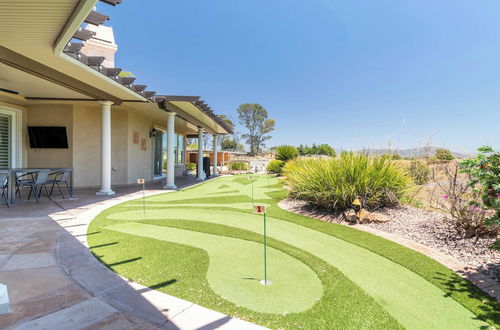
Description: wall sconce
xmin=149 ymin=128 xmax=158 ymax=138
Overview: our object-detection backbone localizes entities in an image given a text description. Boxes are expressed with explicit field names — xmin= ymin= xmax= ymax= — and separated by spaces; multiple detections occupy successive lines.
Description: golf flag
xmin=253 ymin=205 xmax=266 ymax=214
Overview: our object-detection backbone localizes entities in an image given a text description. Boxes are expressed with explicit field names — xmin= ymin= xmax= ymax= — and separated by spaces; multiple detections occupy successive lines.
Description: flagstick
xmin=142 ymin=181 xmax=145 ymax=214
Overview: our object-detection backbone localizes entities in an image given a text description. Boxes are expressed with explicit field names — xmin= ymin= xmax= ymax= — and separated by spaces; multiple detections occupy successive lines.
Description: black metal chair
xmin=15 ymin=171 xmax=36 ymax=198
xmin=16 ymin=170 xmax=51 ymax=203
xmin=47 ymin=170 xmax=72 ymax=199
xmin=0 ymin=173 xmax=8 ymax=207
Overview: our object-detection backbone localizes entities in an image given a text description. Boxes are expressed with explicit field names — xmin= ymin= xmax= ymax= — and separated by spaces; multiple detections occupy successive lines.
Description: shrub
xmin=429 ymin=162 xmax=498 ymax=238
xmin=391 ymin=152 xmax=402 ymax=160
xmin=275 ymin=145 xmax=299 ymax=162
xmin=435 ymin=148 xmax=454 ymax=161
xmin=231 ymin=162 xmax=249 ymax=171
xmin=460 ymin=146 xmax=500 ymax=228
xmin=266 ymin=159 xmax=285 ymax=174
xmin=283 ymin=153 xmax=411 ymax=211
xmin=186 ymin=162 xmax=196 ymax=171
xmin=408 ymin=160 xmax=430 ymax=185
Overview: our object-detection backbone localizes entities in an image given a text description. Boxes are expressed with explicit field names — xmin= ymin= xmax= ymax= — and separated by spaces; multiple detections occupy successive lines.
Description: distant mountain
xmin=360 ymin=146 xmax=474 ymax=159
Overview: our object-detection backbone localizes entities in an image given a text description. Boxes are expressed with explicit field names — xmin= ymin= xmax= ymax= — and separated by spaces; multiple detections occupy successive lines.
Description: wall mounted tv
xmin=28 ymin=126 xmax=68 ymax=148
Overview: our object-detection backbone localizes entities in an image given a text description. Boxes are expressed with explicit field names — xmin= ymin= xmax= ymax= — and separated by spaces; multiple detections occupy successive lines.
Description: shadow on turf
xmin=242 ymin=277 xmax=261 ymax=281
xmin=433 ymin=270 xmax=500 ymax=326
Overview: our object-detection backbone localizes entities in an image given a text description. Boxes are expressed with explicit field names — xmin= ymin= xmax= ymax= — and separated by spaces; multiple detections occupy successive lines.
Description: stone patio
xmin=0 ymin=176 xmax=266 ymax=330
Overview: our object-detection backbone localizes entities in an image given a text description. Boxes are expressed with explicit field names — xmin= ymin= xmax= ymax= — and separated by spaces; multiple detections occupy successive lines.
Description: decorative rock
xmin=0 ymin=283 xmax=10 ymax=315
xmin=357 ymin=209 xmax=371 ymax=223
xmin=343 ymin=209 xmax=358 ymax=223
xmin=369 ymin=212 xmax=390 ymax=223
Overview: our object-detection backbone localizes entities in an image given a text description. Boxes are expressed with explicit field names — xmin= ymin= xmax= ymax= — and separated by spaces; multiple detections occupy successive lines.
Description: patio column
xmin=213 ymin=135 xmax=218 ymax=176
xmin=164 ymin=112 xmax=177 ymax=190
xmin=97 ymin=101 xmax=115 ymax=196
xmin=196 ymin=127 xmax=205 ymax=181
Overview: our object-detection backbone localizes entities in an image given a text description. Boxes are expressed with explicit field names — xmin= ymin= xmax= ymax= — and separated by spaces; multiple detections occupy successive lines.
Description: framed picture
xmin=133 ymin=131 xmax=139 ymax=144
xmin=141 ymin=138 xmax=147 ymax=151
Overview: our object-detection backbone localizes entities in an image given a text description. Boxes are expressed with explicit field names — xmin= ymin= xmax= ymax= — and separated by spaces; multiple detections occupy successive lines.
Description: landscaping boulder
xmin=343 ymin=209 xmax=358 ymax=223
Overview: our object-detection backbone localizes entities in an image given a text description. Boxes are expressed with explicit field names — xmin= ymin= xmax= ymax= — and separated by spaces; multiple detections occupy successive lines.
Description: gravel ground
xmin=280 ymin=199 xmax=499 ymax=282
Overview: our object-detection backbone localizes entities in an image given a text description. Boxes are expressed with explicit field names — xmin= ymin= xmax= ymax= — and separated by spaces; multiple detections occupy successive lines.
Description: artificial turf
xmin=88 ymin=175 xmax=499 ymax=329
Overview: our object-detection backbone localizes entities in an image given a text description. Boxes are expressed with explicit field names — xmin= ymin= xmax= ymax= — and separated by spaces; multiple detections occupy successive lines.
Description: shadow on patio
xmin=0 ymin=176 xmax=257 ymax=329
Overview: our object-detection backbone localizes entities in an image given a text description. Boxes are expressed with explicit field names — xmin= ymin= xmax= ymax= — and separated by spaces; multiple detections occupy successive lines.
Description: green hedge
xmin=231 ymin=162 xmax=249 ymax=171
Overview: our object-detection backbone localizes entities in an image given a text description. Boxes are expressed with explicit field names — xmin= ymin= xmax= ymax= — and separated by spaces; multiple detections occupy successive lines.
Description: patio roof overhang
xmin=0 ymin=0 xmax=232 ymax=135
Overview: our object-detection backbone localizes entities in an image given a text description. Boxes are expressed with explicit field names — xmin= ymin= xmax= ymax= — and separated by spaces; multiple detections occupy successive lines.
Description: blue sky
xmin=99 ymin=0 xmax=500 ymax=153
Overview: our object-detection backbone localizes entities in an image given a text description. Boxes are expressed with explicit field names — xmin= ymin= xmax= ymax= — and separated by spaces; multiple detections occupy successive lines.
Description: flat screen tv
xmin=28 ymin=126 xmax=68 ymax=148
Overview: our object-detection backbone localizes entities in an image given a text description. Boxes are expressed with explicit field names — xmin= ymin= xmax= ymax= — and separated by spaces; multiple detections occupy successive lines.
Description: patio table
xmin=4 ymin=168 xmax=73 ymax=204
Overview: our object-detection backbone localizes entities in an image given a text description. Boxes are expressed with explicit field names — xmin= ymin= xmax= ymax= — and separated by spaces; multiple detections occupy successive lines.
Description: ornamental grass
xmin=283 ymin=152 xmax=412 ymax=211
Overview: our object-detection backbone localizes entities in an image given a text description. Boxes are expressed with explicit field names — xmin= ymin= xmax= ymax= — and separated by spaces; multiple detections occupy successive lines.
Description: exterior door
xmin=153 ymin=131 xmax=163 ymax=176
xmin=0 ymin=113 xmax=10 ymax=169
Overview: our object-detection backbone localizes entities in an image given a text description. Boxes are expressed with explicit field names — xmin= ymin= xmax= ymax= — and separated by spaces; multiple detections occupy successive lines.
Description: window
xmin=0 ymin=114 xmax=10 ymax=169
xmin=176 ymin=135 xmax=185 ymax=165
xmin=163 ymin=132 xmax=185 ymax=167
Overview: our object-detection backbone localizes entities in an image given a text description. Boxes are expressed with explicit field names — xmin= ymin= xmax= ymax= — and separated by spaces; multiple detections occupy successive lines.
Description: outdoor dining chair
xmin=15 ymin=171 xmax=36 ymax=199
xmin=0 ymin=173 xmax=8 ymax=207
xmin=15 ymin=170 xmax=51 ymax=203
xmin=47 ymin=170 xmax=72 ymax=199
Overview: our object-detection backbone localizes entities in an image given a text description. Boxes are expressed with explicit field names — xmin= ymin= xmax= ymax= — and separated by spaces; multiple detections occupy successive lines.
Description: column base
xmin=163 ymin=184 xmax=177 ymax=190
xmin=96 ymin=190 xmax=115 ymax=196
xmin=0 ymin=283 xmax=10 ymax=315
xmin=195 ymin=177 xmax=205 ymax=182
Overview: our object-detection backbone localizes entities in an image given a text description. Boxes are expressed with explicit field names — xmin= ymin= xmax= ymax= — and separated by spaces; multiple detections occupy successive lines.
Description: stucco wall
xmin=111 ymin=109 xmax=128 ymax=185
xmin=72 ymin=105 xmax=129 ymax=188
xmin=72 ymin=105 xmax=100 ymax=188
xmin=127 ymin=111 xmax=153 ymax=184
xmin=26 ymin=104 xmax=73 ymax=168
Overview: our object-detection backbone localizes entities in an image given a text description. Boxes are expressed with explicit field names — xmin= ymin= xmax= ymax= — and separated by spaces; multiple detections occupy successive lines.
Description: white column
xmin=97 ymin=101 xmax=115 ymax=195
xmin=164 ymin=112 xmax=177 ymax=189
xmin=196 ymin=127 xmax=205 ymax=181
xmin=212 ymin=135 xmax=218 ymax=176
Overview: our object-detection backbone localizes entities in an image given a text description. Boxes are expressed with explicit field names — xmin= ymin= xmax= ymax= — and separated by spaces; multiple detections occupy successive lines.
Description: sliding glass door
xmin=0 ymin=113 xmax=10 ymax=169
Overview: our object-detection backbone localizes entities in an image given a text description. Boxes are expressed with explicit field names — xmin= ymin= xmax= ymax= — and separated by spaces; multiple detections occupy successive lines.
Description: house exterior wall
xmin=26 ymin=104 xmax=73 ymax=169
xmin=72 ymin=105 xmax=130 ymax=188
xmin=72 ymin=104 xmax=101 ymax=188
xmin=127 ymin=110 xmax=153 ymax=184
xmin=0 ymin=94 xmax=194 ymax=189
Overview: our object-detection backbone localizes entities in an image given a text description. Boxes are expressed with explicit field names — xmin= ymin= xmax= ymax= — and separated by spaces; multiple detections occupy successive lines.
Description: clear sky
xmin=99 ymin=0 xmax=500 ymax=153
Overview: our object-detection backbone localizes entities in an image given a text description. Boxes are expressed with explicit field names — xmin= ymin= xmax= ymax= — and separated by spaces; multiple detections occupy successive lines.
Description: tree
xmin=237 ymin=104 xmax=275 ymax=155
xmin=315 ymin=144 xmax=336 ymax=156
xmin=435 ymin=148 xmax=454 ymax=161
xmin=297 ymin=143 xmax=335 ymax=156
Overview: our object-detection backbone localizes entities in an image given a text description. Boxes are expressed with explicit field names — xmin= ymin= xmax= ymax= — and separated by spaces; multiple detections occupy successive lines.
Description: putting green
xmin=107 ymin=208 xmax=486 ymax=329
xmin=106 ymin=222 xmax=323 ymax=313
xmin=89 ymin=175 xmax=497 ymax=329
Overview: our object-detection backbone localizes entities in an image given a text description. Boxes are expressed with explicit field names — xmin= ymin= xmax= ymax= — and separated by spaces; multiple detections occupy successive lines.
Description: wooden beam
xmin=85 ymin=11 xmax=109 ymax=26
xmin=73 ymin=28 xmax=95 ymax=41
xmin=159 ymin=95 xmax=200 ymax=102
xmin=158 ymin=100 xmax=217 ymax=135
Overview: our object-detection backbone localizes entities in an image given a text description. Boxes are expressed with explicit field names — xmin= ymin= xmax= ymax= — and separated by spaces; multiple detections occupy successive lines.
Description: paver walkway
xmin=0 ymin=177 xmax=266 ymax=330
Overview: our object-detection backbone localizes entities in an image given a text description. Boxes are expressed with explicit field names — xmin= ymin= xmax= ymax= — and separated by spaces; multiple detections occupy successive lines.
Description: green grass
xmin=88 ymin=175 xmax=499 ymax=329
